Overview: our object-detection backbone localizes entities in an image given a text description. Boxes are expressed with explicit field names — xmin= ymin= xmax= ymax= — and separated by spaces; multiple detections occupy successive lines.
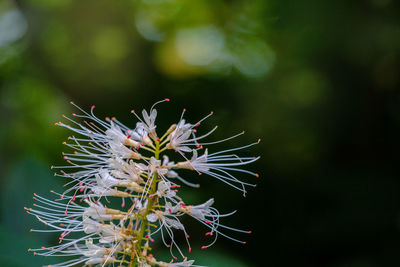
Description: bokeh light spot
xmin=92 ymin=27 xmax=130 ymax=62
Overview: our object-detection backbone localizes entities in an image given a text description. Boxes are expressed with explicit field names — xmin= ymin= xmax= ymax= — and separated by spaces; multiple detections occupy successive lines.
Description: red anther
xmin=72 ymin=113 xmax=76 ymax=117
xmin=34 ymin=193 xmax=38 ymax=196
xmin=131 ymin=110 xmax=135 ymax=114
xmin=174 ymin=189 xmax=178 ymax=193
xmin=33 ymin=204 xmax=37 ymax=206
xmin=200 ymin=145 xmax=204 ymax=149
xmin=94 ymin=201 xmax=98 ymax=204
xmin=205 ymin=221 xmax=211 ymax=224
xmin=168 ymin=208 xmax=172 ymax=213
xmin=64 ymin=210 xmax=68 ymax=215
xmin=173 ymin=256 xmax=177 ymax=261
xmin=70 ymin=101 xmax=74 ymax=105
xmin=186 ymin=235 xmax=190 ymax=238
xmin=201 ymin=246 xmax=207 ymax=250
xmin=150 ymin=238 xmax=154 ymax=242
xmin=248 ymin=231 xmax=252 ymax=234
xmin=33 ymin=252 xmax=37 ymax=255
xmin=149 ymin=194 xmax=154 ymax=198
xmin=84 ymin=197 xmax=88 ymax=200
xmin=127 ymin=134 xmax=131 ymax=139
xmin=62 ymin=141 xmax=66 ymax=145
xmin=196 ymin=144 xmax=200 ymax=148
xmin=79 ymin=182 xmax=83 ymax=186
xmin=205 ymin=232 xmax=213 ymax=236
xmin=193 ymin=129 xmax=197 ymax=133
xmin=145 ymin=235 xmax=149 ymax=238
xmin=105 ymin=117 xmax=110 ymax=121
xmin=167 ymin=245 xmax=171 ymax=248
xmin=157 ymin=138 xmax=161 ymax=142
xmin=210 ymin=111 xmax=214 ymax=115
xmin=165 ymin=98 xmax=170 ymax=102
xmin=91 ymin=105 xmax=95 ymax=109
xmin=30 ymin=229 xmax=33 ymax=232
xmin=80 ymin=187 xmax=84 ymax=192
xmin=111 ymin=117 xmax=116 ymax=121
xmin=60 ymin=195 xmax=64 ymax=199
xmin=196 ymin=123 xmax=200 ymax=127
xmin=189 ymin=248 xmax=192 ymax=253
xmin=41 ymin=246 xmax=46 ymax=249
xmin=121 ymin=203 xmax=125 ymax=208
xmin=255 ymin=173 xmax=259 ymax=178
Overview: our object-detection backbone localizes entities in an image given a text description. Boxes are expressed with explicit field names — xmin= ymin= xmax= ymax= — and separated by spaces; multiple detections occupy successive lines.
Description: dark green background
xmin=1 ymin=0 xmax=399 ymax=266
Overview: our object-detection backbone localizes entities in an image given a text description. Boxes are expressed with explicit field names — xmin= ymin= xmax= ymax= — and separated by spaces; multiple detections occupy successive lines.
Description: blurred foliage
xmin=0 ymin=0 xmax=400 ymax=266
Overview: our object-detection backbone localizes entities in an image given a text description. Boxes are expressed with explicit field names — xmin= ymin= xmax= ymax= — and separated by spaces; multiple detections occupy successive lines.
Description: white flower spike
xmin=26 ymin=99 xmax=259 ymax=266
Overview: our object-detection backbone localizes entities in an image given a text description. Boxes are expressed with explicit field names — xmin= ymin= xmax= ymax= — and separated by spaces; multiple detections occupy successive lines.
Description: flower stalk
xmin=26 ymin=99 xmax=259 ymax=267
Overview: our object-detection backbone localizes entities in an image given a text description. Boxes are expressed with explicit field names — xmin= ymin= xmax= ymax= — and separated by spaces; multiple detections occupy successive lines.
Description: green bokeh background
xmin=1 ymin=0 xmax=400 ymax=266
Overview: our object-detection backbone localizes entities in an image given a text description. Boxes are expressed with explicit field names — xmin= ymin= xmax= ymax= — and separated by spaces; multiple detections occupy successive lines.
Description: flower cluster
xmin=26 ymin=99 xmax=259 ymax=267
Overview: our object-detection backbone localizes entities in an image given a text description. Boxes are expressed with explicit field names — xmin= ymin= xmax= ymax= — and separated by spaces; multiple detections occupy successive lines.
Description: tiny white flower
xmin=84 ymin=238 xmax=108 ymax=257
xmin=83 ymin=217 xmax=102 ymax=234
xmin=164 ymin=217 xmax=184 ymax=230
xmin=162 ymin=155 xmax=179 ymax=178
xmin=188 ymin=198 xmax=214 ymax=220
xmin=141 ymin=108 xmax=157 ymax=136
xmin=168 ymin=119 xmax=195 ymax=153
xmin=100 ymin=225 xmax=125 ymax=243
xmin=164 ymin=202 xmax=180 ymax=215
xmin=83 ymin=200 xmax=113 ymax=221
xmin=106 ymin=121 xmax=140 ymax=148
xmin=157 ymin=181 xmax=176 ymax=198
xmin=146 ymin=213 xmax=159 ymax=222
xmin=109 ymin=141 xmax=141 ymax=159
xmin=96 ymin=169 xmax=120 ymax=188
xmin=179 ymin=149 xmax=209 ymax=172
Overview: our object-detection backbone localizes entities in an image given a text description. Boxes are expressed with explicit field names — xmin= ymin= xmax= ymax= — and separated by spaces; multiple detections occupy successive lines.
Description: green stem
xmin=130 ymin=141 xmax=161 ymax=267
